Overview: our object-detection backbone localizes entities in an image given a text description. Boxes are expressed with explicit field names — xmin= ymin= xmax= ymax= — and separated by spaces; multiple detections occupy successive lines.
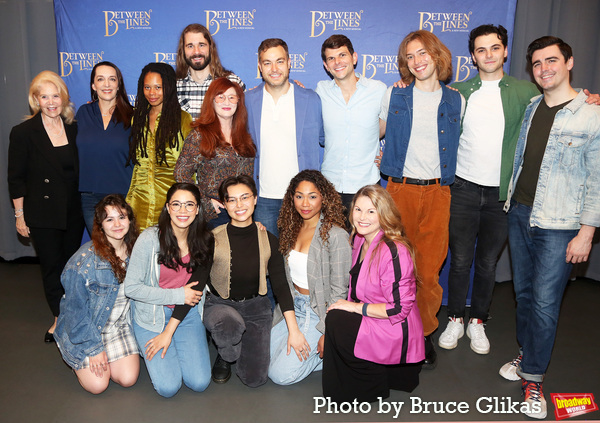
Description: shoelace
xmin=510 ymin=354 xmax=523 ymax=367
xmin=523 ymin=381 xmax=543 ymax=401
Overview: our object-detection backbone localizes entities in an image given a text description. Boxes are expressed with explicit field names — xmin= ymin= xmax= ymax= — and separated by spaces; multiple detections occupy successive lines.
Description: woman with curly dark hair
xmin=269 ymin=170 xmax=351 ymax=385
xmin=174 ymin=77 xmax=255 ymax=228
xmin=54 ymin=194 xmax=140 ymax=394
xmin=126 ymin=63 xmax=193 ymax=231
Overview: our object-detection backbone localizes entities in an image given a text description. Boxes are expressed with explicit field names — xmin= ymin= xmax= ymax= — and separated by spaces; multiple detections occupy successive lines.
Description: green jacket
xmin=452 ymin=73 xmax=539 ymax=200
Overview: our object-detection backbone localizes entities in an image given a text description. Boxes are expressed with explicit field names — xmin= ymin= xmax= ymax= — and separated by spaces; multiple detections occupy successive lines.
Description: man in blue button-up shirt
xmin=316 ymin=35 xmax=387 ymax=214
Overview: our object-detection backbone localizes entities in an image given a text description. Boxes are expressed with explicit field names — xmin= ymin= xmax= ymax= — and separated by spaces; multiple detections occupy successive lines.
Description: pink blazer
xmin=349 ymin=231 xmax=425 ymax=365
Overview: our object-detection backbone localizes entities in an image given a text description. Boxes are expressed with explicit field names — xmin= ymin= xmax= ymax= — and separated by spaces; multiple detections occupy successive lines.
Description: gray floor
xmin=1 ymin=260 xmax=598 ymax=422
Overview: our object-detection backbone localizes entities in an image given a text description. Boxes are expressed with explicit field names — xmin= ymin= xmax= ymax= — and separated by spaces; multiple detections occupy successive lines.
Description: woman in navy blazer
xmin=8 ymin=71 xmax=85 ymax=342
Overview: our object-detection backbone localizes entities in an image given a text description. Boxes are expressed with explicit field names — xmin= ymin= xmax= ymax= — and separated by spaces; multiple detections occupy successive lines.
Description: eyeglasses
xmin=214 ymin=94 xmax=239 ymax=104
xmin=225 ymin=194 xmax=254 ymax=205
xmin=168 ymin=201 xmax=198 ymax=212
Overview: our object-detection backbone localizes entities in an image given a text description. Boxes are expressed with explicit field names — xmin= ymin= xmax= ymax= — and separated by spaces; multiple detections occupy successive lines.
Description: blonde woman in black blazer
xmin=8 ymin=71 xmax=84 ymax=342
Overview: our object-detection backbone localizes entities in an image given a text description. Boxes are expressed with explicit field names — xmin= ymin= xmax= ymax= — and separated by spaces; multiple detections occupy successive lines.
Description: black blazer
xmin=8 ymin=113 xmax=79 ymax=230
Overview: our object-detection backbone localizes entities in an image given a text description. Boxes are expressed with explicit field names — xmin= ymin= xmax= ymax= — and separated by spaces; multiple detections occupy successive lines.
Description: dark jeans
xmin=253 ymin=196 xmax=283 ymax=309
xmin=338 ymin=192 xmax=355 ymax=231
xmin=80 ymin=192 xmax=109 ymax=235
xmin=447 ymin=177 xmax=508 ymax=320
xmin=203 ymin=294 xmax=272 ymax=387
xmin=507 ymin=200 xmax=576 ymax=381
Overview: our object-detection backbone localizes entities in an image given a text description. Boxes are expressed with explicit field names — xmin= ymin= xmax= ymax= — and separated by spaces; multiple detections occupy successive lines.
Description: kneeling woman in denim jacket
xmin=54 ymin=194 xmax=140 ymax=394
xmin=124 ymin=183 xmax=213 ymax=398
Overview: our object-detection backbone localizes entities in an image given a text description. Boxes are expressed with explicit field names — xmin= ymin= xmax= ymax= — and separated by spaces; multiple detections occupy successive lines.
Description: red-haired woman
xmin=174 ymin=77 xmax=255 ymax=229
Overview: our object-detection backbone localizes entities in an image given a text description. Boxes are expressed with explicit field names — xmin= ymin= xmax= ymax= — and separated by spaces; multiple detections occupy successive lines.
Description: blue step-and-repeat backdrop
xmin=54 ymin=0 xmax=517 ymax=109
xmin=53 ymin=0 xmax=518 ymax=303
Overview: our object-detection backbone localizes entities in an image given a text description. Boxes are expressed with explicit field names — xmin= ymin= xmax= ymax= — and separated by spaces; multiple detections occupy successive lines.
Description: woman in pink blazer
xmin=323 ymin=184 xmax=425 ymax=403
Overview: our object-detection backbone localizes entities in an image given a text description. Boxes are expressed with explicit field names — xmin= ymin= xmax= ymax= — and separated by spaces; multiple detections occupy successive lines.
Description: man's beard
xmin=186 ymin=53 xmax=211 ymax=71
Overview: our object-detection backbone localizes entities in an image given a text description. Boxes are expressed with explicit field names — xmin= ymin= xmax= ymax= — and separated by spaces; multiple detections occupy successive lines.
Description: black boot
xmin=423 ymin=335 xmax=437 ymax=370
xmin=212 ymin=354 xmax=231 ymax=383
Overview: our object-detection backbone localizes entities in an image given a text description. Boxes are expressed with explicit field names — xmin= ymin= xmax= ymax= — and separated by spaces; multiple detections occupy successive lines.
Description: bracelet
xmin=362 ymin=303 xmax=369 ymax=316
xmin=15 ymin=209 xmax=24 ymax=218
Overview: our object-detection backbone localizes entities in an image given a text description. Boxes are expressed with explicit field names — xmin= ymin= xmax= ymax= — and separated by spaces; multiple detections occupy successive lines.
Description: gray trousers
xmin=203 ymin=294 xmax=272 ymax=387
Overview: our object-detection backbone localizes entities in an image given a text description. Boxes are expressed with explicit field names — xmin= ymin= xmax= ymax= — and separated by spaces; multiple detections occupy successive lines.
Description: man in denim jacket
xmin=379 ymin=30 xmax=464 ymax=369
xmin=501 ymin=36 xmax=600 ymax=419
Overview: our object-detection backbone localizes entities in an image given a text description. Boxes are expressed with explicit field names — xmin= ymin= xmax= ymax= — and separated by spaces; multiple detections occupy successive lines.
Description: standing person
xmin=54 ymin=195 xmax=140 ymax=394
xmin=174 ymin=77 xmax=255 ymax=229
xmin=316 ymin=35 xmax=387 ymax=214
xmin=269 ymin=170 xmax=351 ymax=385
xmin=127 ymin=63 xmax=193 ymax=231
xmin=379 ymin=30 xmax=464 ymax=368
xmin=76 ymin=61 xmax=134 ymax=234
xmin=245 ymin=38 xmax=324 ymax=237
xmin=323 ymin=185 xmax=425 ymax=403
xmin=175 ymin=23 xmax=245 ymax=120
xmin=500 ymin=36 xmax=600 ymax=419
xmin=8 ymin=70 xmax=85 ymax=342
xmin=440 ymin=25 xmax=600 ymax=355
xmin=124 ymin=183 xmax=212 ymax=398
xmin=203 ymin=175 xmax=309 ymax=387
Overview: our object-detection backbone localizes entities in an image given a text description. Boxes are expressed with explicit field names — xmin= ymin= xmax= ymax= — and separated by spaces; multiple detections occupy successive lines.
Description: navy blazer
xmin=245 ymin=82 xmax=324 ymax=193
xmin=8 ymin=113 xmax=80 ymax=230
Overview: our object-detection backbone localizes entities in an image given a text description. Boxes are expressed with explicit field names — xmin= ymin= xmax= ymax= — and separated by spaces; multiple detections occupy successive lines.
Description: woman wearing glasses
xmin=174 ymin=77 xmax=255 ymax=229
xmin=124 ymin=183 xmax=213 ymax=397
xmin=202 ymin=175 xmax=308 ymax=387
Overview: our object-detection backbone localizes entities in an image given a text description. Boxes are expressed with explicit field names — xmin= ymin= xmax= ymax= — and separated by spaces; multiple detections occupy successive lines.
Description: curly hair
xmin=350 ymin=184 xmax=418 ymax=279
xmin=192 ymin=77 xmax=255 ymax=159
xmin=277 ymin=170 xmax=346 ymax=256
xmin=129 ymin=62 xmax=183 ymax=166
xmin=91 ymin=194 xmax=139 ymax=283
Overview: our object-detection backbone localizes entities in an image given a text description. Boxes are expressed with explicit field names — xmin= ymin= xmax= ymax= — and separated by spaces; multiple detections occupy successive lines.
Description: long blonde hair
xmin=27 ymin=71 xmax=75 ymax=123
xmin=350 ymin=185 xmax=417 ymax=278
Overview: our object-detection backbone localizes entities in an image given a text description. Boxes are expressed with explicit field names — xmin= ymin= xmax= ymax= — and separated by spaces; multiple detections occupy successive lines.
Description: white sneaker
xmin=522 ymin=380 xmax=547 ymax=419
xmin=499 ymin=354 xmax=523 ymax=381
xmin=438 ymin=317 xmax=464 ymax=349
xmin=466 ymin=319 xmax=490 ymax=354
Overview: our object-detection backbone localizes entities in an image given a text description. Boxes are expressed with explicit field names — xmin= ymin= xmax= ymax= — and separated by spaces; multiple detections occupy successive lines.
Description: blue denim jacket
xmin=54 ymin=242 xmax=126 ymax=369
xmin=380 ymin=82 xmax=463 ymax=186
xmin=505 ymin=90 xmax=600 ymax=229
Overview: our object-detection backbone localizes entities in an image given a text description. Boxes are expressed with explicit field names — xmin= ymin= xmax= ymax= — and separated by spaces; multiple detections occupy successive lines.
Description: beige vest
xmin=210 ymin=223 xmax=271 ymax=298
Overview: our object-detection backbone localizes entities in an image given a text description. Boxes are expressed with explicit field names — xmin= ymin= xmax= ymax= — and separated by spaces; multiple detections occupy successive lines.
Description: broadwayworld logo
xmin=551 ymin=393 xmax=598 ymax=420
xmin=59 ymin=52 xmax=104 ymax=77
xmin=418 ymin=11 xmax=471 ymax=33
xmin=205 ymin=10 xmax=255 ymax=35
xmin=309 ymin=10 xmax=362 ymax=38
xmin=103 ymin=10 xmax=152 ymax=37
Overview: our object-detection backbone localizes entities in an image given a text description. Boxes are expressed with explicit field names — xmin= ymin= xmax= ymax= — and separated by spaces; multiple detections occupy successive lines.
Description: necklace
xmin=100 ymin=105 xmax=116 ymax=117
xmin=43 ymin=118 xmax=64 ymax=137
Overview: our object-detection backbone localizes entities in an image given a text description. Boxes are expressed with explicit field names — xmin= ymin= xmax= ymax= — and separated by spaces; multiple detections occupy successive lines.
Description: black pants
xmin=323 ymin=309 xmax=420 ymax=403
xmin=29 ymin=220 xmax=84 ymax=316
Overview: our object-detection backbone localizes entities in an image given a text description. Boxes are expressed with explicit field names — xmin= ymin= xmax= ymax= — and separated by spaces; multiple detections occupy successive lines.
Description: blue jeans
xmin=133 ymin=306 xmax=211 ymax=397
xmin=508 ymin=201 xmax=576 ymax=382
xmin=80 ymin=192 xmax=109 ymax=236
xmin=447 ymin=177 xmax=508 ymax=320
xmin=269 ymin=292 xmax=323 ymax=385
xmin=252 ymin=196 xmax=282 ymax=309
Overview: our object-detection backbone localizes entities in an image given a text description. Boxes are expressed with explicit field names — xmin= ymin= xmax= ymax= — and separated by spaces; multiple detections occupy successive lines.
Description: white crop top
xmin=288 ymin=250 xmax=309 ymax=290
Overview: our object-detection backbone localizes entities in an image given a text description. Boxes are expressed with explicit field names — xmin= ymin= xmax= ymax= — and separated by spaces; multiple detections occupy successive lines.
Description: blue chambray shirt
xmin=316 ymin=75 xmax=387 ymax=193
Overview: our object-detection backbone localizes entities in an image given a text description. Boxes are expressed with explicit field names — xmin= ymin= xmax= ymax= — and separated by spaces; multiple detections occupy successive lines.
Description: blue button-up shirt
xmin=316 ymin=75 xmax=387 ymax=193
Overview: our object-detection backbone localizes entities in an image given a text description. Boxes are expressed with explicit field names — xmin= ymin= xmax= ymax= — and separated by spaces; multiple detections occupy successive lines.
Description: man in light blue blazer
xmin=245 ymin=38 xmax=324 ymax=238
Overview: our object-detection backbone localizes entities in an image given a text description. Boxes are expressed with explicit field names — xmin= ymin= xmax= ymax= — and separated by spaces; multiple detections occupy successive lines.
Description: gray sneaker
xmin=499 ymin=354 xmax=522 ymax=381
